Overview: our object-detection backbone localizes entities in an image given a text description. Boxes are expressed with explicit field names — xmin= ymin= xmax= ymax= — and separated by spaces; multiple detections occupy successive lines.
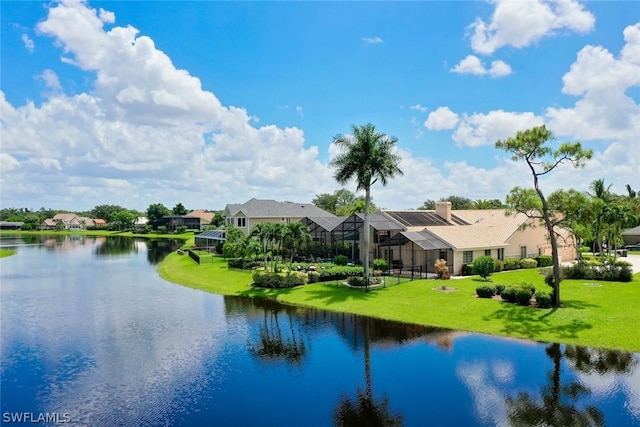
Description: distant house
xmin=188 ymin=210 xmax=216 ymax=230
xmin=41 ymin=214 xmax=95 ymax=231
xmin=223 ymin=198 xmax=334 ymax=235
xmin=41 ymin=218 xmax=58 ymax=230
xmin=0 ymin=221 xmax=24 ymax=230
xmin=134 ymin=217 xmax=149 ymax=230
xmin=153 ymin=215 xmax=204 ymax=232
xmin=622 ymin=225 xmax=640 ymax=245
xmin=93 ymin=219 xmax=107 ymax=228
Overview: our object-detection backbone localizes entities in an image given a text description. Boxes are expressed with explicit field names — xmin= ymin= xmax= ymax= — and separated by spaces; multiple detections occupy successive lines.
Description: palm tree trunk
xmin=363 ymin=187 xmax=371 ymax=292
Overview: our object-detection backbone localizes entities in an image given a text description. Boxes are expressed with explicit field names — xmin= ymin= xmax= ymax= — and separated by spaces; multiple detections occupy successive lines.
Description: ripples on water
xmin=1 ymin=235 xmax=639 ymax=426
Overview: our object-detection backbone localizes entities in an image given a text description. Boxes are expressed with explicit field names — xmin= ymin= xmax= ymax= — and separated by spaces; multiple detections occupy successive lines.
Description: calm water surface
xmin=1 ymin=235 xmax=639 ymax=426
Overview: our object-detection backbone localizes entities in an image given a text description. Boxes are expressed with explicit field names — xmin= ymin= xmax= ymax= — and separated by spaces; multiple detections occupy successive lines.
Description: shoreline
xmin=157 ymin=250 xmax=640 ymax=353
xmin=0 ymin=229 xmax=193 ymax=240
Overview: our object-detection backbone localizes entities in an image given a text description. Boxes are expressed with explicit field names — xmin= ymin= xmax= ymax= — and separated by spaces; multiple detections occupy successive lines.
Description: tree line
xmin=0 ymin=203 xmax=226 ymax=231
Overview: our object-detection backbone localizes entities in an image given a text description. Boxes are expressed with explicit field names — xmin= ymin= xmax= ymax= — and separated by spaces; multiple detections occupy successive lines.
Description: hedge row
xmin=562 ymin=263 xmax=633 ymax=282
xmin=462 ymin=257 xmax=542 ymax=276
xmin=252 ymin=270 xmax=308 ymax=288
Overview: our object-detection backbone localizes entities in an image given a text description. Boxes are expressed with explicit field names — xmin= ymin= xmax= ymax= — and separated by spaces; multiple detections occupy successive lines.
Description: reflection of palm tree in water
xmin=506 ymin=343 xmax=636 ymax=426
xmin=248 ymin=308 xmax=307 ymax=365
xmin=334 ymin=317 xmax=403 ymax=427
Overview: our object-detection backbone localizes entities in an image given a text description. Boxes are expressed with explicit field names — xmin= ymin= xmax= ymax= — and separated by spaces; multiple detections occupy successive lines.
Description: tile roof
xmin=188 ymin=210 xmax=215 ymax=222
xmin=409 ymin=209 xmax=533 ymax=250
xmin=423 ymin=224 xmax=512 ymax=250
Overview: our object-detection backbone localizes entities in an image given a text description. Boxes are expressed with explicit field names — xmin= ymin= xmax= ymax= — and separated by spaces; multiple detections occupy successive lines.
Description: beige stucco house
xmin=345 ymin=202 xmax=576 ymax=276
xmin=41 ymin=213 xmax=98 ymax=230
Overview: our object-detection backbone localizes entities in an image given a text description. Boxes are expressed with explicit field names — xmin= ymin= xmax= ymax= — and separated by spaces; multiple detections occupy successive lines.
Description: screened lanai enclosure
xmin=194 ymin=229 xmax=226 ymax=252
xmin=377 ymin=230 xmax=453 ymax=277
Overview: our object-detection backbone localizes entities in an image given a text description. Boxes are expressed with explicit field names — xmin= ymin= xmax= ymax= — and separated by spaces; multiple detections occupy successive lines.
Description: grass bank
xmin=0 ymin=249 xmax=17 ymax=258
xmin=158 ymin=253 xmax=640 ymax=352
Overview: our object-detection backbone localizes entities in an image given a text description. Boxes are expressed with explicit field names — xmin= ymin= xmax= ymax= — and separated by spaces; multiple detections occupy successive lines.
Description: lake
xmin=1 ymin=235 xmax=639 ymax=426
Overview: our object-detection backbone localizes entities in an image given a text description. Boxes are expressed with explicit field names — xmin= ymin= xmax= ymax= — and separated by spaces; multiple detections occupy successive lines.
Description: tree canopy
xmin=496 ymin=125 xmax=592 ymax=307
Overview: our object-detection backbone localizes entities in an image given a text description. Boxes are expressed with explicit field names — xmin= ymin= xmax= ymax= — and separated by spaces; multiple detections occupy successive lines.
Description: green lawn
xmin=0 ymin=249 xmax=16 ymax=258
xmin=158 ymin=253 xmax=640 ymax=352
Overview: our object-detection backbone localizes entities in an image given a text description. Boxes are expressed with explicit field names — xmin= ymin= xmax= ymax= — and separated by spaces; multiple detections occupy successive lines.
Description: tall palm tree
xmin=330 ymin=123 xmax=403 ymax=290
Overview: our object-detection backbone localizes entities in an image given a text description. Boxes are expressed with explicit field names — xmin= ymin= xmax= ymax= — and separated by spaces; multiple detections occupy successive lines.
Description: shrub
xmin=501 ymin=287 xmax=517 ymax=303
xmin=494 ymin=259 xmax=504 ymax=272
xmin=175 ymin=225 xmax=188 ymax=234
xmin=252 ymin=270 xmax=307 ymax=288
xmin=434 ymin=259 xmax=449 ymax=279
xmin=562 ymin=263 xmax=633 ymax=282
xmin=157 ymin=225 xmax=168 ymax=234
xmin=461 ymin=263 xmax=475 ymax=276
xmin=228 ymin=258 xmax=262 ymax=270
xmin=535 ymin=292 xmax=552 ymax=308
xmin=373 ymin=258 xmax=389 ymax=273
xmin=476 ymin=285 xmax=496 ymax=298
xmin=535 ymin=255 xmax=553 ymax=267
xmin=503 ymin=258 xmax=521 ymax=270
xmin=284 ymin=272 xmax=307 ymax=287
xmin=515 ymin=288 xmax=533 ymax=306
xmin=473 ymin=256 xmax=496 ymax=281
xmin=317 ymin=265 xmax=364 ymax=282
xmin=520 ymin=258 xmax=538 ymax=269
xmin=521 ymin=281 xmax=536 ymax=296
xmin=334 ymin=255 xmax=348 ymax=266
xmin=495 ymin=284 xmax=505 ymax=295
xmin=307 ymin=271 xmax=320 ymax=283
xmin=544 ymin=273 xmax=555 ymax=288
xmin=347 ymin=276 xmax=365 ymax=287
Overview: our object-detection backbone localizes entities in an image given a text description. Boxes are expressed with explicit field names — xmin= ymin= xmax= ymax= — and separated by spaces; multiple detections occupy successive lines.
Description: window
xmin=463 ymin=251 xmax=473 ymax=264
xmin=226 ymin=218 xmax=234 ymax=225
xmin=439 ymin=250 xmax=447 ymax=261
xmin=237 ymin=217 xmax=246 ymax=227
xmin=498 ymin=248 xmax=504 ymax=260
xmin=374 ymin=230 xmax=388 ymax=244
xmin=485 ymin=249 xmax=491 ymax=257
xmin=520 ymin=246 xmax=527 ymax=259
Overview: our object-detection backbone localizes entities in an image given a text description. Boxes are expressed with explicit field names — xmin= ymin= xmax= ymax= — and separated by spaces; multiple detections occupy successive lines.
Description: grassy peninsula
xmin=158 ymin=251 xmax=640 ymax=353
xmin=0 ymin=249 xmax=17 ymax=258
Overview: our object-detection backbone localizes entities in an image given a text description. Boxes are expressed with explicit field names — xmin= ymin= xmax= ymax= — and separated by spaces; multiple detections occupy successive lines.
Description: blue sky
xmin=1 ymin=0 xmax=639 ymax=212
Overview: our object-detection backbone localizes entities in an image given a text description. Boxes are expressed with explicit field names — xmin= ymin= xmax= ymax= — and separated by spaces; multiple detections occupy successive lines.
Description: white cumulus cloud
xmin=469 ymin=0 xmax=595 ymax=55
xmin=452 ymin=110 xmax=544 ymax=147
xmin=451 ymin=54 xmax=512 ymax=77
xmin=0 ymin=1 xmax=331 ymax=210
xmin=424 ymin=107 xmax=460 ymax=130
xmin=546 ymin=23 xmax=640 ymax=143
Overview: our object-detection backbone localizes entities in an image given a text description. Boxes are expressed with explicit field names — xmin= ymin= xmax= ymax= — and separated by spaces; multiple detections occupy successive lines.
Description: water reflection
xmin=333 ymin=316 xmax=404 ymax=427
xmin=247 ymin=302 xmax=309 ymax=365
xmin=506 ymin=344 xmax=637 ymax=426
xmin=92 ymin=236 xmax=179 ymax=264
xmin=2 ymin=239 xmax=639 ymax=426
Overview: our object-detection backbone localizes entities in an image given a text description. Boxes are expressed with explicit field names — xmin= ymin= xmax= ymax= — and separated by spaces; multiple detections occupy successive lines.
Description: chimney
xmin=436 ymin=201 xmax=452 ymax=223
